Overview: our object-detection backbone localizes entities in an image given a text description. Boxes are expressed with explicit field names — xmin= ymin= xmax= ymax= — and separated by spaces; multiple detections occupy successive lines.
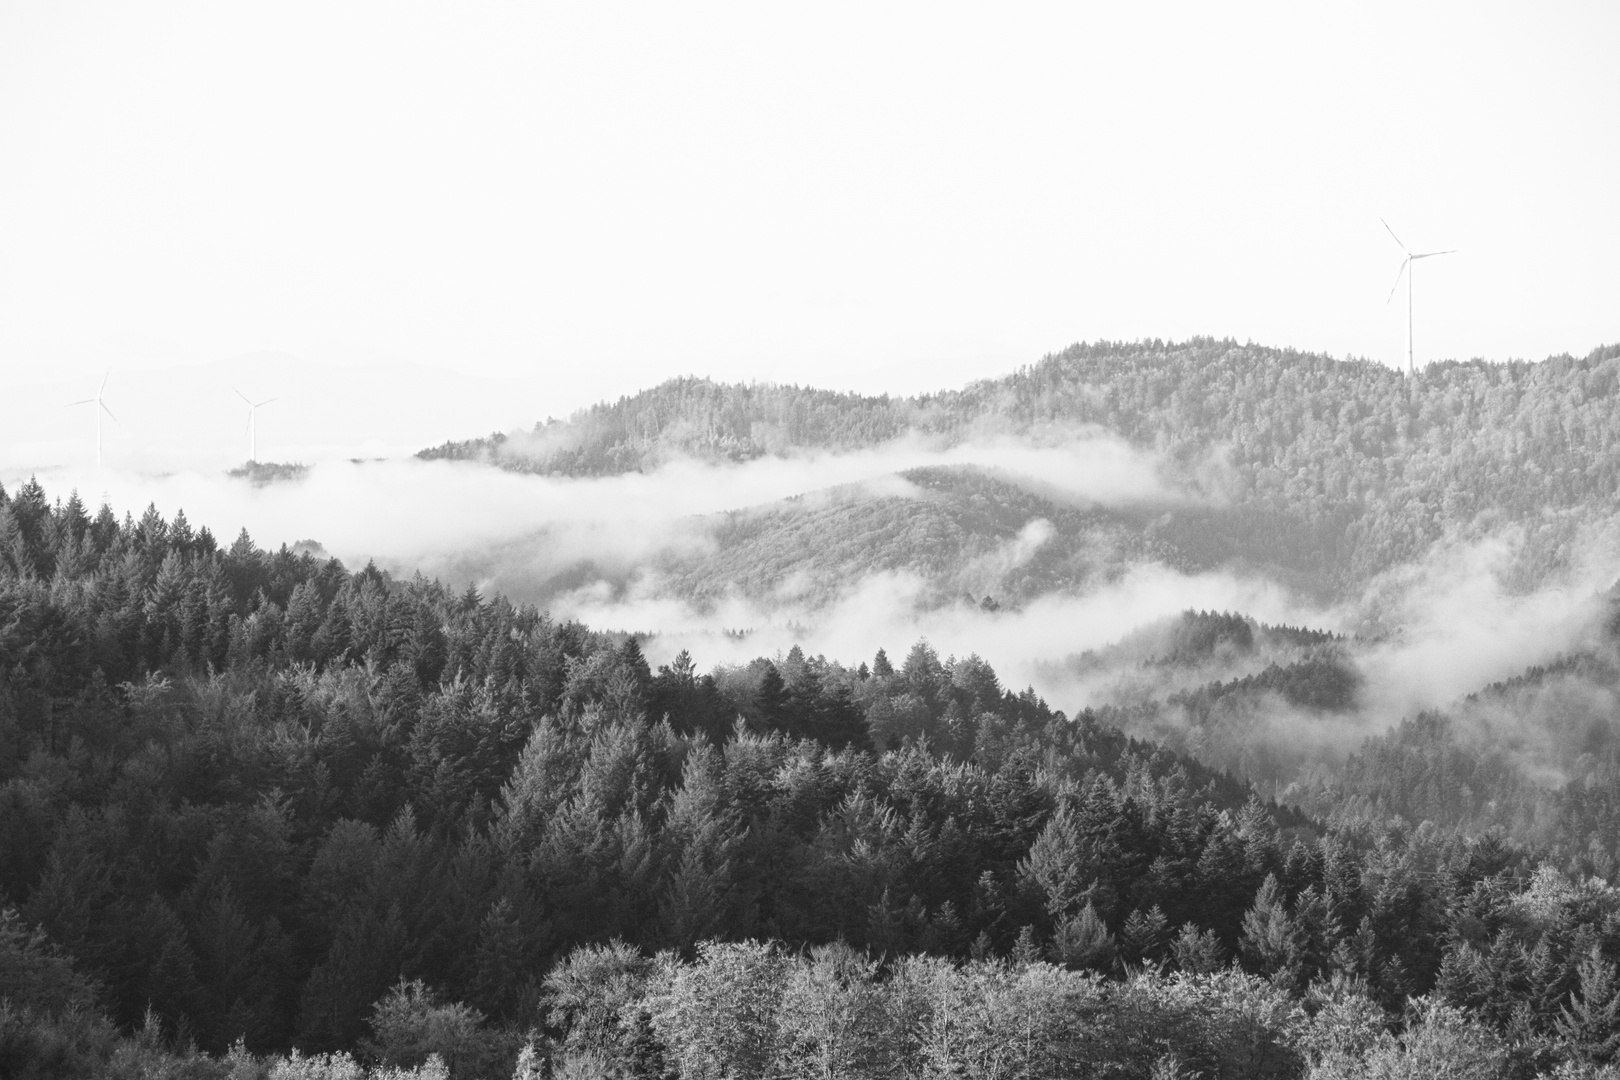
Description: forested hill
xmin=0 ymin=483 xmax=1278 ymax=1054
xmin=16 ymin=485 xmax=1620 ymax=1078
xmin=422 ymin=339 xmax=1620 ymax=589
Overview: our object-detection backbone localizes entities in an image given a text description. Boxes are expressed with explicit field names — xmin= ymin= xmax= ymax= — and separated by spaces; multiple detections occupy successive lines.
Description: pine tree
xmin=491 ymin=720 xmax=583 ymax=856
xmin=189 ymin=885 xmax=287 ymax=1050
xmin=132 ymin=894 xmax=210 ymax=1037
xmin=169 ymin=508 xmax=196 ymax=553
xmin=755 ymin=663 xmax=790 ymax=733
xmin=1240 ymin=873 xmax=1306 ymax=990
xmin=1171 ymin=924 xmax=1226 ymax=974
xmin=0 ymin=907 xmax=100 ymax=1016
xmin=1011 ymin=926 xmax=1043 ymax=967
xmin=655 ymin=744 xmax=742 ymax=950
xmin=1049 ymin=903 xmax=1115 ymax=971
xmin=1122 ymin=905 xmax=1171 ymax=967
xmin=1558 ymin=947 xmax=1620 ymax=1064
xmin=1 ymin=504 xmax=33 ymax=578
xmin=89 ymin=501 xmax=119 ymax=554
xmin=297 ymin=903 xmax=409 ymax=1051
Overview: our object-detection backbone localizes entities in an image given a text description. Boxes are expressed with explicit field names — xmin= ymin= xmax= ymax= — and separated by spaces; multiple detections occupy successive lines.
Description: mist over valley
xmin=12 ymin=338 xmax=1620 ymax=805
xmin=17 ymin=337 xmax=1620 ymax=1079
xmin=10 ymin=3 xmax=1620 ymax=1073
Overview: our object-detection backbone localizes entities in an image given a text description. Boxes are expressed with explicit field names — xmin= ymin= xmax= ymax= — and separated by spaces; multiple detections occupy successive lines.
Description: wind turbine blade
xmin=234 ymin=387 xmax=253 ymax=405
xmin=256 ymin=397 xmax=278 ymax=407
xmin=1385 ymin=258 xmax=1409 ymax=304
xmin=100 ymin=403 xmax=118 ymax=422
xmin=1380 ymin=218 xmax=1407 ymax=251
xmin=1413 ymin=249 xmax=1458 ymax=259
xmin=99 ymin=370 xmax=110 ymax=395
xmin=246 ymin=415 xmax=254 ymax=434
xmin=65 ymin=399 xmax=95 ymax=407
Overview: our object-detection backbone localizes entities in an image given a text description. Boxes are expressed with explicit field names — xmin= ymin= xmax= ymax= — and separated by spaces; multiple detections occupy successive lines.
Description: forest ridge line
xmin=419 ymin=337 xmax=1620 ymax=478
xmin=418 ymin=338 xmax=1620 ymax=599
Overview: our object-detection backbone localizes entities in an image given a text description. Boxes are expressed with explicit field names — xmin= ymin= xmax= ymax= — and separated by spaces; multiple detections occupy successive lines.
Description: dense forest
xmin=422 ymin=339 xmax=1620 ymax=598
xmin=9 ymin=480 xmax=1620 ymax=1078
xmin=1047 ymin=602 xmax=1620 ymax=875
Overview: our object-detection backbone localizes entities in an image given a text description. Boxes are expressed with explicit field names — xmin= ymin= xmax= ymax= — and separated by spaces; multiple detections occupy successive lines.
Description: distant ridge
xmin=420 ymin=337 xmax=1620 ymax=474
xmin=421 ymin=338 xmax=1620 ymax=593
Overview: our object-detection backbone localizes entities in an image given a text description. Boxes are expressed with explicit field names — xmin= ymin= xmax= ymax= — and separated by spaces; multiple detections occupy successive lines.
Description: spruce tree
xmin=1558 ymin=947 xmax=1620 ymax=1064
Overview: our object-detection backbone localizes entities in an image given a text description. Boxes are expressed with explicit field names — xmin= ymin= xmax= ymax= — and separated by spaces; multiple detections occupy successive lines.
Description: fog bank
xmin=11 ymin=440 xmax=1617 ymax=793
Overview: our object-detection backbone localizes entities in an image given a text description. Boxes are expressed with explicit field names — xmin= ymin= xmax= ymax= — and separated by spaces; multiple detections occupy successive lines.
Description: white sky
xmin=2 ymin=1 xmax=1618 ymax=468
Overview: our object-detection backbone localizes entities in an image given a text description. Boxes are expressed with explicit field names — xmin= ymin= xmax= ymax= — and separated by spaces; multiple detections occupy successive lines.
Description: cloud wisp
xmin=13 ymin=436 xmax=1620 ymax=796
xmin=9 ymin=429 xmax=1176 ymax=590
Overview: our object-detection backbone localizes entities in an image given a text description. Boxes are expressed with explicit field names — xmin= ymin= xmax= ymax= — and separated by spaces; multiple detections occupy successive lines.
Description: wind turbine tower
xmin=234 ymin=388 xmax=278 ymax=462
xmin=1382 ymin=219 xmax=1456 ymax=376
xmin=66 ymin=372 xmax=118 ymax=467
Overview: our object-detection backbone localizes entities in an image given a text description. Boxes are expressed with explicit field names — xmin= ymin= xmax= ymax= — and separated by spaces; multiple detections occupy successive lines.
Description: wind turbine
xmin=234 ymin=388 xmax=278 ymax=462
xmin=65 ymin=372 xmax=118 ymax=467
xmin=1382 ymin=218 xmax=1456 ymax=376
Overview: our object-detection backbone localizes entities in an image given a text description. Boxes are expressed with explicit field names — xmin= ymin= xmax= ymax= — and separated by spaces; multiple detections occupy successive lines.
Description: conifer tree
xmin=1558 ymin=947 xmax=1620 ymax=1064
xmin=1172 ymin=924 xmax=1227 ymax=974
xmin=1122 ymin=905 xmax=1171 ymax=967
xmin=1241 ymin=874 xmax=1308 ymax=991
xmin=1050 ymin=903 xmax=1115 ymax=971
xmin=754 ymin=662 xmax=789 ymax=733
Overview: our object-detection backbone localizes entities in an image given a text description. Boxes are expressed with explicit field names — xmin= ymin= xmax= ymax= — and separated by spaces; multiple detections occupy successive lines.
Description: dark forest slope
xmin=11 ymin=484 xmax=1620 ymax=1078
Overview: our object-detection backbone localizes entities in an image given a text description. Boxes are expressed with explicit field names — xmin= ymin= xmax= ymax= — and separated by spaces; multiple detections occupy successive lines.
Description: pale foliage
xmin=268 ymin=1050 xmax=365 ymax=1080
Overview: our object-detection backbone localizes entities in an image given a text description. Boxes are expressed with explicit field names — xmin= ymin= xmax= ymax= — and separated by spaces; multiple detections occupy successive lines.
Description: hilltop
xmin=423 ymin=338 xmax=1620 ymax=599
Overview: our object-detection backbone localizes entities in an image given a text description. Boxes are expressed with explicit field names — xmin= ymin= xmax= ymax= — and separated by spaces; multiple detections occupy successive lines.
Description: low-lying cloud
xmin=562 ymin=560 xmax=1305 ymax=694
xmin=9 ymin=430 xmax=1176 ymax=593
xmin=11 ymin=433 xmax=1620 ymax=796
xmin=1029 ymin=529 xmax=1620 ymax=787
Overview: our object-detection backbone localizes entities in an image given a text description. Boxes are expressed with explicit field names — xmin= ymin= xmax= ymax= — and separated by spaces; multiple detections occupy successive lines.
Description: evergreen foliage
xmin=5 ymin=481 xmax=1620 ymax=1077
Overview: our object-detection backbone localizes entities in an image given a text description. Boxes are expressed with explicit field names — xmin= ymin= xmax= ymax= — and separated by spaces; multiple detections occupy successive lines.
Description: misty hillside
xmin=1289 ymin=640 xmax=1620 ymax=852
xmin=424 ymin=338 xmax=1620 ymax=597
xmin=416 ymin=461 xmax=1351 ymax=614
xmin=657 ymin=465 xmax=1348 ymax=608
xmin=1040 ymin=602 xmax=1620 ymax=867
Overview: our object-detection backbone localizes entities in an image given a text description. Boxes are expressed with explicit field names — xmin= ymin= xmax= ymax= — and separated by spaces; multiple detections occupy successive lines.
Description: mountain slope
xmin=422 ymin=338 xmax=1620 ymax=597
xmin=657 ymin=465 xmax=1348 ymax=608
